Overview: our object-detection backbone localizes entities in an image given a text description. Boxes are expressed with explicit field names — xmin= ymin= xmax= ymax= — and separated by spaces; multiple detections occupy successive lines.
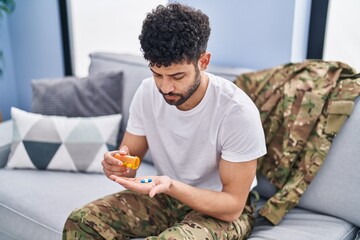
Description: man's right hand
xmin=102 ymin=146 xmax=134 ymax=179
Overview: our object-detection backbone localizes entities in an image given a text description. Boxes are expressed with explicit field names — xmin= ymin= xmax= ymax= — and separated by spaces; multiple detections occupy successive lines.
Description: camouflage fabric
xmin=234 ymin=60 xmax=360 ymax=225
xmin=63 ymin=190 xmax=256 ymax=239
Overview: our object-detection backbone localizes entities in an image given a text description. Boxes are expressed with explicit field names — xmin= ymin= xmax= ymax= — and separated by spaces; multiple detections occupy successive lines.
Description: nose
xmin=160 ymin=77 xmax=175 ymax=94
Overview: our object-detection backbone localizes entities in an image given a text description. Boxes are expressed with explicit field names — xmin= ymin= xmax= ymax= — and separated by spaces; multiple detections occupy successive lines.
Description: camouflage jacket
xmin=234 ymin=60 xmax=360 ymax=225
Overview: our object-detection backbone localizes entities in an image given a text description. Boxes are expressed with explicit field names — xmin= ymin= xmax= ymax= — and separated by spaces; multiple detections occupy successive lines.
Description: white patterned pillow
xmin=6 ymin=107 xmax=122 ymax=173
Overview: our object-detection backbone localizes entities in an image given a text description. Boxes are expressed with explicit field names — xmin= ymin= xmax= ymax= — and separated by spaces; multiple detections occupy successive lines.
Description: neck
xmin=177 ymin=72 xmax=209 ymax=111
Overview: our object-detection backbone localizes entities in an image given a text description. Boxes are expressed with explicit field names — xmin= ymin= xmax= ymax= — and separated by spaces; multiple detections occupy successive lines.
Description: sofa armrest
xmin=0 ymin=120 xmax=12 ymax=168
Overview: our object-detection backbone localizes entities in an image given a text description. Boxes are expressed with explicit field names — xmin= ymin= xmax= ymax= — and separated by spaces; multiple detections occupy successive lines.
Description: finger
xmin=109 ymin=174 xmax=118 ymax=181
xmin=119 ymin=146 xmax=129 ymax=155
xmin=105 ymin=169 xmax=128 ymax=178
xmin=111 ymin=175 xmax=134 ymax=183
xmin=104 ymin=150 xmax=121 ymax=158
xmin=111 ymin=176 xmax=137 ymax=188
xmin=103 ymin=152 xmax=123 ymax=166
xmin=102 ymin=160 xmax=126 ymax=171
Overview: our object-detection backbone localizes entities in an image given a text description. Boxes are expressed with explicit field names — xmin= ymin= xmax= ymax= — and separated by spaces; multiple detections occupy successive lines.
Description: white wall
xmin=69 ymin=0 xmax=167 ymax=77
xmin=323 ymin=0 xmax=360 ymax=72
xmin=291 ymin=0 xmax=311 ymax=62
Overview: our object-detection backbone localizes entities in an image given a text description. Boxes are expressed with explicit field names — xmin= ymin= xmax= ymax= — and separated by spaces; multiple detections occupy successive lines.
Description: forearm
xmin=167 ymin=179 xmax=247 ymax=222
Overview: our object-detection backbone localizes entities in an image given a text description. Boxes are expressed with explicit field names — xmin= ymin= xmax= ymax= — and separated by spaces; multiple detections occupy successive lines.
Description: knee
xmin=155 ymin=225 xmax=203 ymax=240
xmin=63 ymin=206 xmax=122 ymax=240
xmin=63 ymin=207 xmax=109 ymax=240
xmin=63 ymin=207 xmax=90 ymax=231
xmin=67 ymin=207 xmax=85 ymax=220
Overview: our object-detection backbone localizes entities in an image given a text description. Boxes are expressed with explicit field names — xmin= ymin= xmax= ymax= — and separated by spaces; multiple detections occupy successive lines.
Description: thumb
xmin=149 ymin=184 xmax=167 ymax=198
xmin=119 ymin=146 xmax=129 ymax=155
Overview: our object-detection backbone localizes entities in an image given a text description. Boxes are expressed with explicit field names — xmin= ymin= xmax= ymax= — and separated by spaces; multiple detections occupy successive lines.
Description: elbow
xmin=224 ymin=213 xmax=242 ymax=223
xmin=217 ymin=208 xmax=244 ymax=223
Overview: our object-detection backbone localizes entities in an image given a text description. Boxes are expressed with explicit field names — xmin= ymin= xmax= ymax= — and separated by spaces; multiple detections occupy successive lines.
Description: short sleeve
xmin=220 ymin=102 xmax=267 ymax=162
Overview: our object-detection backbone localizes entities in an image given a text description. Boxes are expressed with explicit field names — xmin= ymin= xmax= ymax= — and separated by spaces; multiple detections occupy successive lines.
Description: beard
xmin=159 ymin=65 xmax=201 ymax=106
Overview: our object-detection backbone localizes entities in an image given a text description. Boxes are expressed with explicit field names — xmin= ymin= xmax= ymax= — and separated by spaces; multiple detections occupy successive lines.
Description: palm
xmin=110 ymin=175 xmax=172 ymax=197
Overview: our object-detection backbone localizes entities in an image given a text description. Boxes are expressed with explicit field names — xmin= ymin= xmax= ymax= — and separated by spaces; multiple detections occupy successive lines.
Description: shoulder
xmin=207 ymin=73 xmax=259 ymax=116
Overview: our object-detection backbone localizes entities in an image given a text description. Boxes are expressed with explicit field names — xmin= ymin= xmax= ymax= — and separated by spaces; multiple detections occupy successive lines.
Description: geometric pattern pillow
xmin=6 ymin=107 xmax=122 ymax=173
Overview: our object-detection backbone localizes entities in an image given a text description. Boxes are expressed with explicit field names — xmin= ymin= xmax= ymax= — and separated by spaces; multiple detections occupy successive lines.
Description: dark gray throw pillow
xmin=31 ymin=71 xmax=123 ymax=117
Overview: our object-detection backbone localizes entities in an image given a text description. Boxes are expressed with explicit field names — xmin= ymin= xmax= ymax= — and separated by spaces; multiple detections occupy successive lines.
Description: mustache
xmin=159 ymin=90 xmax=182 ymax=97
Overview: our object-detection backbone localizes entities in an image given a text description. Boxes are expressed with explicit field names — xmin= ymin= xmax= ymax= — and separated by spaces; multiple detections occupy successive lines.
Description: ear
xmin=199 ymin=52 xmax=211 ymax=71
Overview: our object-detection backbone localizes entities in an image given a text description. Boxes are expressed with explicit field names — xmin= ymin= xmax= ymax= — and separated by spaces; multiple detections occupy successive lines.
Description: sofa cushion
xmin=32 ymin=71 xmax=124 ymax=118
xmin=297 ymin=96 xmax=360 ymax=226
xmin=0 ymin=120 xmax=12 ymax=168
xmin=0 ymin=163 xmax=157 ymax=240
xmin=249 ymin=199 xmax=358 ymax=240
xmin=6 ymin=107 xmax=121 ymax=173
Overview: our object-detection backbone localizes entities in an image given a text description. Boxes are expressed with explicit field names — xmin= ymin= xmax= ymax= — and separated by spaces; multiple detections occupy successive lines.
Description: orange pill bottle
xmin=114 ymin=153 xmax=141 ymax=170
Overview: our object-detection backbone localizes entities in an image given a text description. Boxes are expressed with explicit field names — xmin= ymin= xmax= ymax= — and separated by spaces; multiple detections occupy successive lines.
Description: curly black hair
xmin=139 ymin=3 xmax=211 ymax=67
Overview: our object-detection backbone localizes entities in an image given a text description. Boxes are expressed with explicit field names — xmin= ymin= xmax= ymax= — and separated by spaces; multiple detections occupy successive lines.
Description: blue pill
xmin=141 ymin=178 xmax=152 ymax=183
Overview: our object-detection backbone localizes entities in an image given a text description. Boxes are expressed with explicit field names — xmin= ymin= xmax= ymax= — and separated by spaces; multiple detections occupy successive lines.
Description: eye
xmin=172 ymin=74 xmax=185 ymax=80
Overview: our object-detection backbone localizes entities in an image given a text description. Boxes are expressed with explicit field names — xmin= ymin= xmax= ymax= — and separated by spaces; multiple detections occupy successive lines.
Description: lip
xmin=164 ymin=95 xmax=179 ymax=101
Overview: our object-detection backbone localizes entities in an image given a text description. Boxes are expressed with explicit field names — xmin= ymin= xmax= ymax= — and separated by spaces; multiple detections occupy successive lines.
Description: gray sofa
xmin=0 ymin=52 xmax=359 ymax=240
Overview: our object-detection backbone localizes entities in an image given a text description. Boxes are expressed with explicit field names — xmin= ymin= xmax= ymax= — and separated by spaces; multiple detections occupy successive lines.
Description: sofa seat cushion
xmin=0 ymin=167 xmax=356 ymax=240
xmin=0 ymin=163 xmax=157 ymax=240
xmin=249 ymin=199 xmax=359 ymax=240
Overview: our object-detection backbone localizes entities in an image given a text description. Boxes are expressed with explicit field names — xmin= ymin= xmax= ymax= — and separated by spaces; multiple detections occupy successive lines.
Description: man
xmin=63 ymin=3 xmax=266 ymax=239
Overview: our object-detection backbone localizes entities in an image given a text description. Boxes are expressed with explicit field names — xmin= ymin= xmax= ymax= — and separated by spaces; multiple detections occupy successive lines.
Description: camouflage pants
xmin=63 ymin=190 xmax=256 ymax=240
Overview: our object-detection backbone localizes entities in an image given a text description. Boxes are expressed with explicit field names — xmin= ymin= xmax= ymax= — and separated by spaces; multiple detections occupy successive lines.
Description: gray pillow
xmin=31 ymin=71 xmax=123 ymax=117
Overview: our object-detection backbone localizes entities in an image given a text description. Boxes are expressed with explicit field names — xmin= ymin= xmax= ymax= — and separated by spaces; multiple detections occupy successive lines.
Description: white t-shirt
xmin=127 ymin=73 xmax=267 ymax=191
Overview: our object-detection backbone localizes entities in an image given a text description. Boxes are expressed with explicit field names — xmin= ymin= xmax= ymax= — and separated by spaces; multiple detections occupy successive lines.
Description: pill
xmin=140 ymin=178 xmax=152 ymax=183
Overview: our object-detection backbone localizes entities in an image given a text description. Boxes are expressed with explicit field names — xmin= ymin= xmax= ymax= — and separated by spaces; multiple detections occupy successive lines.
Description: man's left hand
xmin=110 ymin=175 xmax=172 ymax=198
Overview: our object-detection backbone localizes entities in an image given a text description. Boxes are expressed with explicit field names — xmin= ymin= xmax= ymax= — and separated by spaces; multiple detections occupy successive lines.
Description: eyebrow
xmin=150 ymin=68 xmax=186 ymax=77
